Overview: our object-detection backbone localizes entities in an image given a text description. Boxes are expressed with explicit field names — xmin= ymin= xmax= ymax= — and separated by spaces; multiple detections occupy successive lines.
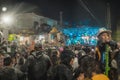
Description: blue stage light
xmin=61 ymin=26 xmax=101 ymax=46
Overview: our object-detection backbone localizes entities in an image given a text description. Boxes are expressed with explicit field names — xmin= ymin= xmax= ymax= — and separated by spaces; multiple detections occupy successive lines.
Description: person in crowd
xmin=50 ymin=50 xmax=60 ymax=65
xmin=72 ymin=49 xmax=86 ymax=71
xmin=73 ymin=67 xmax=85 ymax=80
xmin=96 ymin=28 xmax=120 ymax=80
xmin=11 ymin=42 xmax=18 ymax=57
xmin=0 ymin=56 xmax=18 ymax=80
xmin=0 ymin=52 xmax=4 ymax=68
xmin=74 ymin=55 xmax=93 ymax=80
xmin=15 ymin=55 xmax=27 ymax=80
xmin=88 ymin=60 xmax=110 ymax=80
xmin=90 ymin=59 xmax=109 ymax=80
xmin=47 ymin=50 xmax=60 ymax=80
xmin=27 ymin=43 xmax=51 ymax=80
xmin=74 ymin=54 xmax=110 ymax=80
xmin=52 ymin=49 xmax=75 ymax=80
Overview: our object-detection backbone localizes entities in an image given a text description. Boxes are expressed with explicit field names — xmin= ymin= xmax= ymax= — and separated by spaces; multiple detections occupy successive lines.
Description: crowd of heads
xmin=0 ymin=28 xmax=119 ymax=80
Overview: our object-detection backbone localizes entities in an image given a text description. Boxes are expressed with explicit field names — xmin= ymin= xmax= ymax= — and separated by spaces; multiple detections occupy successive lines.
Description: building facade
xmin=15 ymin=13 xmax=58 ymax=34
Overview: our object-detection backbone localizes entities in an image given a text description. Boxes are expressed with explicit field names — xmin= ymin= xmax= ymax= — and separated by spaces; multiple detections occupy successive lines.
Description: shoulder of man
xmin=0 ymin=67 xmax=18 ymax=79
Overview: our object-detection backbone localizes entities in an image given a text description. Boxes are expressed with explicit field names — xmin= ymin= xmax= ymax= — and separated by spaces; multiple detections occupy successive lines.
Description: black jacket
xmin=0 ymin=67 xmax=18 ymax=80
xmin=54 ymin=63 xmax=73 ymax=80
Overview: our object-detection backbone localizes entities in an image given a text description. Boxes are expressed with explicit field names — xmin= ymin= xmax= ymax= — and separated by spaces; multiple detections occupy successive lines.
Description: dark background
xmin=0 ymin=0 xmax=120 ymax=28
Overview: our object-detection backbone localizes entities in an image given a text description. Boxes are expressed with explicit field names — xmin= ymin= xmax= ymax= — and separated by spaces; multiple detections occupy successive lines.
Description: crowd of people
xmin=0 ymin=29 xmax=120 ymax=80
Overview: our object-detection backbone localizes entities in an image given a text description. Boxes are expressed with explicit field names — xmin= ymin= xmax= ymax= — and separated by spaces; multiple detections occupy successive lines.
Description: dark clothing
xmin=96 ymin=40 xmax=118 ymax=64
xmin=50 ymin=49 xmax=74 ymax=80
xmin=53 ymin=64 xmax=73 ymax=80
xmin=96 ymin=40 xmax=118 ymax=80
xmin=0 ymin=67 xmax=18 ymax=80
xmin=27 ymin=52 xmax=51 ymax=80
xmin=47 ymin=65 xmax=58 ymax=80
xmin=116 ymin=50 xmax=120 ymax=74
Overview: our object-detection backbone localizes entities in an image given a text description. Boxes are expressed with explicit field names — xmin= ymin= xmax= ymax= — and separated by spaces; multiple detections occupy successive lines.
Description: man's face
xmin=99 ymin=32 xmax=111 ymax=43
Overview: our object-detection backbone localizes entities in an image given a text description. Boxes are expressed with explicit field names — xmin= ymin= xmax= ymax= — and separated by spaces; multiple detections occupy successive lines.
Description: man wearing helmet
xmin=96 ymin=28 xmax=120 ymax=80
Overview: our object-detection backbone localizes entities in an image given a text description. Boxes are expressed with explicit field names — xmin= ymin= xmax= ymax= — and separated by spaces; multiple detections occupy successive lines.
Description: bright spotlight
xmin=2 ymin=7 xmax=7 ymax=12
xmin=1 ymin=15 xmax=13 ymax=24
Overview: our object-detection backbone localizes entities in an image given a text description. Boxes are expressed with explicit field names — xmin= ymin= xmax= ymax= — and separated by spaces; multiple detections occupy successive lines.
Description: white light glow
xmin=1 ymin=15 xmax=14 ymax=24
xmin=2 ymin=7 xmax=7 ymax=12
xmin=20 ymin=36 xmax=24 ymax=41
xmin=39 ymin=35 xmax=45 ymax=40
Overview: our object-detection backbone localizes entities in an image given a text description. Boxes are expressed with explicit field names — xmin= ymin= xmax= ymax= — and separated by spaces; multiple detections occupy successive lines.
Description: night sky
xmin=0 ymin=0 xmax=120 ymax=28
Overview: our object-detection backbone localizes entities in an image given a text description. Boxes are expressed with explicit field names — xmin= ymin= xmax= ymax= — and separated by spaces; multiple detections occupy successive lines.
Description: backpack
xmin=31 ymin=53 xmax=47 ymax=79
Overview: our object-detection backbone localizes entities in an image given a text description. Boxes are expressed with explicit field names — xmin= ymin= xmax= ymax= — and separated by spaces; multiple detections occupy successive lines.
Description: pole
xmin=60 ymin=11 xmax=63 ymax=27
xmin=106 ymin=3 xmax=111 ymax=30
